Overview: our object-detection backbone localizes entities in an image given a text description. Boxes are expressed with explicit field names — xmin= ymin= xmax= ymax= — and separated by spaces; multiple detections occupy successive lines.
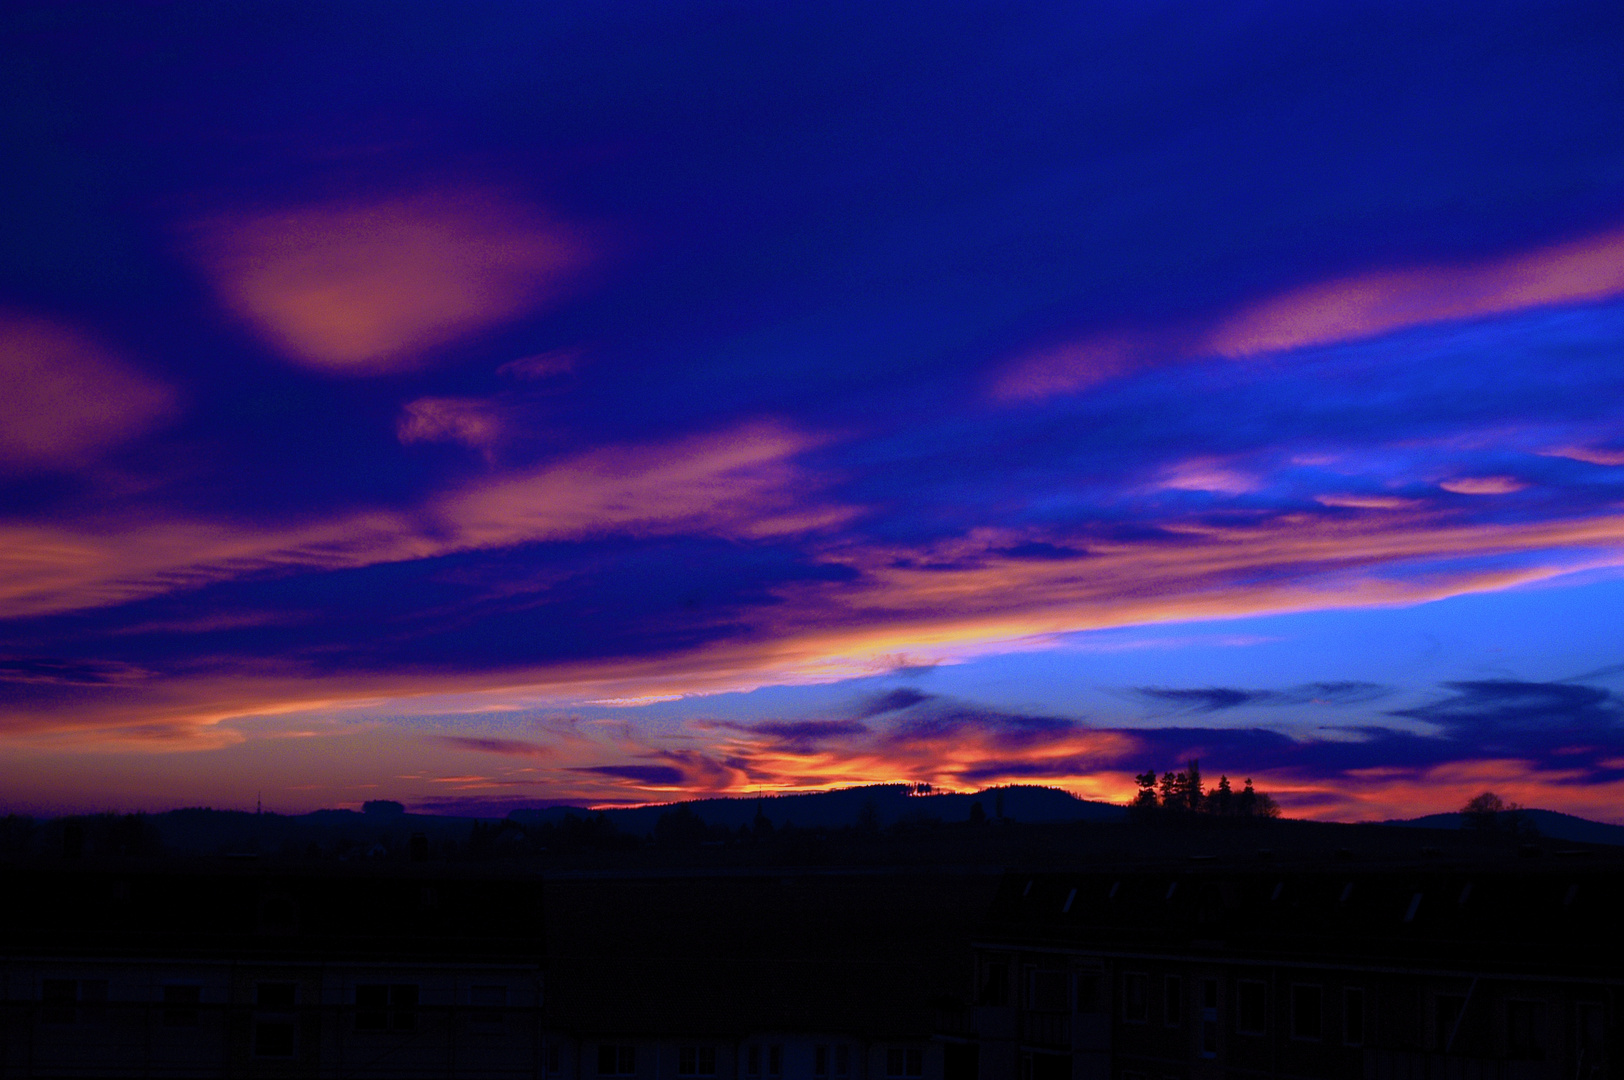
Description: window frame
xmin=598 ymin=1043 xmax=637 ymax=1076
xmin=678 ymin=1045 xmax=718 ymax=1077
xmin=162 ymin=983 xmax=202 ymax=1028
xmin=1164 ymin=975 xmax=1183 ymax=1027
xmin=1290 ymin=984 xmax=1323 ymax=1042
xmin=886 ymin=1047 xmax=924 ymax=1079
xmin=1236 ymin=979 xmax=1267 ymax=1036
xmin=1343 ymin=987 xmax=1365 ymax=1047
xmin=1122 ymin=972 xmax=1150 ymax=1024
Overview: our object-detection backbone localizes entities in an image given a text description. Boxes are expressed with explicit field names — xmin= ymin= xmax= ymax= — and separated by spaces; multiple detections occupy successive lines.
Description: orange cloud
xmin=0 ymin=421 xmax=836 ymax=622
xmin=1283 ymin=759 xmax=1624 ymax=825
xmin=397 ymin=396 xmax=503 ymax=454
xmin=1314 ymin=494 xmax=1423 ymax=510
xmin=994 ymin=224 xmax=1624 ymax=401
xmin=991 ymin=333 xmax=1153 ymax=402
xmin=0 ymin=312 xmax=176 ymax=473
xmin=1541 ymin=445 xmax=1624 ymax=466
xmin=1439 ymin=475 xmax=1528 ymax=495
xmin=191 ymin=188 xmax=591 ymax=373
xmin=1157 ymin=458 xmax=1258 ymax=494
xmin=11 ymin=462 xmax=1624 ymax=750
xmin=1207 ymin=226 xmax=1624 ymax=358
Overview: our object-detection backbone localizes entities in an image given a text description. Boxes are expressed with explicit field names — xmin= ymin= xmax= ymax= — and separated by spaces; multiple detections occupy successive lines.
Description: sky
xmin=5 ymin=1 xmax=1624 ymax=821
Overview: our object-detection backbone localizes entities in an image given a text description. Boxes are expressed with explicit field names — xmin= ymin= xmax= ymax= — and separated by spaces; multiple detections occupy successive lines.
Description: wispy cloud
xmin=991 ymin=224 xmax=1624 ymax=402
xmin=1207 ymin=226 xmax=1624 ymax=358
xmin=0 ymin=420 xmax=836 ymax=621
xmin=1138 ymin=682 xmax=1391 ymax=712
xmin=437 ymin=735 xmax=551 ymax=757
xmin=397 ymin=397 xmax=503 ymax=455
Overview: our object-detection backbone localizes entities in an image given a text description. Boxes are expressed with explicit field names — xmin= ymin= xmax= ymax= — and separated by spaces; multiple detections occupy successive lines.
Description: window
xmin=254 ymin=1020 xmax=296 ymax=1057
xmin=769 ymin=1045 xmax=783 ymax=1077
xmin=1434 ymin=994 xmax=1466 ymax=1051
xmin=546 ymin=1042 xmax=564 ymax=1075
xmin=679 ymin=1046 xmax=718 ymax=1077
xmin=41 ymin=979 xmax=78 ymax=1024
xmin=257 ymin=982 xmax=296 ymax=1010
xmin=1200 ymin=979 xmax=1219 ymax=1058
xmin=887 ymin=1047 xmax=924 ymax=1078
xmin=1576 ymin=1002 xmax=1605 ymax=1076
xmin=254 ymin=981 xmax=297 ymax=1057
xmin=747 ymin=1046 xmax=761 ymax=1076
xmin=163 ymin=984 xmax=201 ymax=1027
xmin=599 ymin=1043 xmax=636 ymax=1076
xmin=815 ymin=1046 xmax=830 ymax=1077
xmin=1024 ymin=1052 xmax=1068 ymax=1080
xmin=356 ymin=984 xmax=389 ymax=1030
xmin=980 ymin=960 xmax=1009 ymax=1006
xmin=1030 ymin=969 xmax=1068 ymax=1012
xmin=355 ymin=984 xmax=417 ymax=1032
xmin=836 ymin=1045 xmax=851 ymax=1076
xmin=1076 ymin=973 xmax=1101 ymax=1013
xmin=1291 ymin=985 xmax=1322 ymax=1040
xmin=1507 ymin=1000 xmax=1545 ymax=1061
xmin=1123 ymin=973 xmax=1149 ymax=1023
xmin=1343 ymin=988 xmax=1364 ymax=1046
xmin=1165 ymin=976 xmax=1183 ymax=1026
xmin=470 ymin=985 xmax=506 ymax=1031
xmin=390 ymin=984 xmax=418 ymax=1031
xmin=1237 ymin=980 xmax=1266 ymax=1035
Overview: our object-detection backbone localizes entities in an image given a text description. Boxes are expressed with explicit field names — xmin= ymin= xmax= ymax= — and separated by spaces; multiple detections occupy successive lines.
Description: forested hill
xmin=1385 ymin=807 xmax=1624 ymax=847
xmin=507 ymin=783 xmax=1125 ymax=834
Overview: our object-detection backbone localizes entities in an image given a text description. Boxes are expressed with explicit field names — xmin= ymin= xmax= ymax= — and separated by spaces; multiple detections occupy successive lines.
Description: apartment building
xmin=951 ymin=862 xmax=1620 ymax=1080
xmin=0 ymin=865 xmax=546 ymax=1078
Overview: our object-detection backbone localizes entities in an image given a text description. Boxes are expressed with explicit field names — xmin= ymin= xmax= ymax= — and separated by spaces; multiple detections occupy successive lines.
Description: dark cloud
xmin=884 ymin=707 xmax=1079 ymax=751
xmin=1139 ymin=687 xmax=1259 ymax=712
xmin=437 ymin=736 xmax=550 ymax=758
xmin=1390 ymin=680 xmax=1624 ymax=737
xmin=572 ymin=765 xmax=687 ymax=786
xmin=0 ymin=656 xmax=151 ymax=686
xmin=857 ymin=688 xmax=933 ymax=717
xmin=1138 ymin=682 xmax=1390 ymax=712
xmin=703 ymin=718 xmax=871 ymax=754
xmin=992 ymin=542 xmax=1089 ymax=561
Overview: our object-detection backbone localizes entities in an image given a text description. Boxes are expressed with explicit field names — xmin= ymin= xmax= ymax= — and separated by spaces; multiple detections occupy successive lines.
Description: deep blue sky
xmin=5 ymin=1 xmax=1624 ymax=818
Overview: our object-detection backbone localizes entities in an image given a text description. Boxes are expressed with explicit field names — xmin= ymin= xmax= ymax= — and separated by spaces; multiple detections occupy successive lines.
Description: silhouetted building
xmin=948 ymin=863 xmax=1620 ymax=1080
xmin=0 ymin=865 xmax=544 ymax=1077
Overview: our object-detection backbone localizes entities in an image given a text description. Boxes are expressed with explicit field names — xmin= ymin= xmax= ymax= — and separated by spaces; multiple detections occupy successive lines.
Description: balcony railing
xmin=1019 ymin=1010 xmax=1070 ymax=1048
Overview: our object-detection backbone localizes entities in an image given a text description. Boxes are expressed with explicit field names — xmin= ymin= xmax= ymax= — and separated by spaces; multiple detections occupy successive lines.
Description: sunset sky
xmin=6 ymin=2 xmax=1624 ymax=821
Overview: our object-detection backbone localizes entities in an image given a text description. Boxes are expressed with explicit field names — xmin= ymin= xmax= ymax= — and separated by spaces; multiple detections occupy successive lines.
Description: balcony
xmin=1020 ymin=1010 xmax=1071 ymax=1048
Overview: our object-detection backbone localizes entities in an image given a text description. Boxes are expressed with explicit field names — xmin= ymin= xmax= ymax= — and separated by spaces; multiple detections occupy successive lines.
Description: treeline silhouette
xmin=1128 ymin=759 xmax=1280 ymax=820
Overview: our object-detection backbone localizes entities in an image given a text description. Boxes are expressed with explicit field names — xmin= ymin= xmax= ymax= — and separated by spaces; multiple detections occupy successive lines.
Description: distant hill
xmin=1384 ymin=808 xmax=1624 ymax=848
xmin=508 ymin=783 xmax=1127 ymax=834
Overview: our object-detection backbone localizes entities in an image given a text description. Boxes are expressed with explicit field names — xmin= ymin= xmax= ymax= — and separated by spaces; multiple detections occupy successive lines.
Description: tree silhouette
xmin=1126 ymin=760 xmax=1279 ymax=819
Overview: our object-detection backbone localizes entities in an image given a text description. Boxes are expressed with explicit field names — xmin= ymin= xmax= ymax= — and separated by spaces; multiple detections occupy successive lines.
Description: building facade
xmin=953 ymin=865 xmax=1619 ymax=1080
